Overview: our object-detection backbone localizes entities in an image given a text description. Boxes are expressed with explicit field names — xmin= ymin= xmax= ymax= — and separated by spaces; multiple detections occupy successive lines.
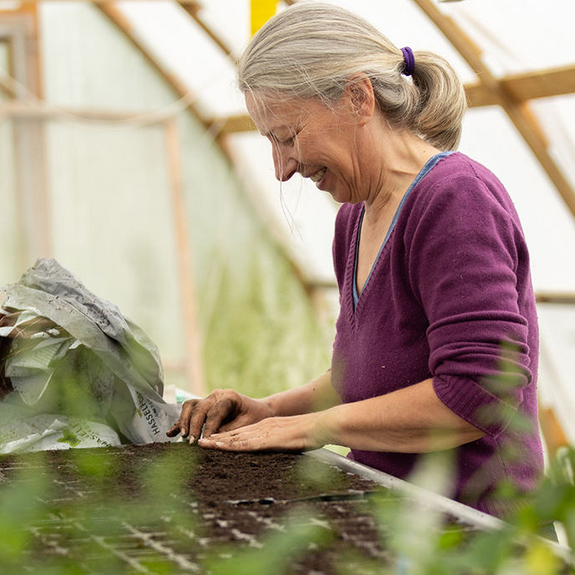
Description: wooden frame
xmin=465 ymin=65 xmax=575 ymax=108
xmin=178 ymin=1 xmax=237 ymax=64
xmin=412 ymin=0 xmax=575 ymax=218
xmin=0 ymin=7 xmax=52 ymax=267
xmin=209 ymin=64 xmax=575 ymax=136
xmin=165 ymin=117 xmax=207 ymax=397
xmin=97 ymin=1 xmax=318 ymax=308
xmin=96 ymin=3 xmax=214 ymax=136
xmin=0 ymin=39 xmax=14 ymax=98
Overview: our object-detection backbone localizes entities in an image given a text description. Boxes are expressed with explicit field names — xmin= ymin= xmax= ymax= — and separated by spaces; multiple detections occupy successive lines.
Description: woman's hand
xmin=197 ymin=412 xmax=327 ymax=452
xmin=166 ymin=389 xmax=275 ymax=444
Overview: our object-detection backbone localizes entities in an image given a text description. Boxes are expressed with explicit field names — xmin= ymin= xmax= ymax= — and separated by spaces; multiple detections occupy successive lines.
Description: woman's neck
xmin=361 ymin=122 xmax=440 ymax=226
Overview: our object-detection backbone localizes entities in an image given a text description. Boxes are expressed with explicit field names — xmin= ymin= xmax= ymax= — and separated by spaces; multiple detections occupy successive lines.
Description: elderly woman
xmin=168 ymin=2 xmax=543 ymax=518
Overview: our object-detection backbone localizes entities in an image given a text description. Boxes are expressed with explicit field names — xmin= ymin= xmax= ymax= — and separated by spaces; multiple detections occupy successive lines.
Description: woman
xmin=167 ymin=2 xmax=543 ymax=518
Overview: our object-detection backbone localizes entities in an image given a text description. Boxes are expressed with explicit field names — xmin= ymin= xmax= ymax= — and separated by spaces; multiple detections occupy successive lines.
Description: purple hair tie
xmin=401 ymin=46 xmax=415 ymax=76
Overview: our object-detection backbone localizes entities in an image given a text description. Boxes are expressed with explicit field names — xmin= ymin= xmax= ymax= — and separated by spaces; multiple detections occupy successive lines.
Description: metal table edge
xmin=306 ymin=447 xmax=574 ymax=565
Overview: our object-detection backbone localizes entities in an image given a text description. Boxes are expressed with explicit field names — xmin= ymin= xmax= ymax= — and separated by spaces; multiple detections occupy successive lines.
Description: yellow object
xmin=250 ymin=0 xmax=277 ymax=36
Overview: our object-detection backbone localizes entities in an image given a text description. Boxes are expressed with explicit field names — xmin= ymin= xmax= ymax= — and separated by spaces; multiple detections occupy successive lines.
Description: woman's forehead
xmin=245 ymin=92 xmax=310 ymax=131
xmin=246 ymin=93 xmax=343 ymax=139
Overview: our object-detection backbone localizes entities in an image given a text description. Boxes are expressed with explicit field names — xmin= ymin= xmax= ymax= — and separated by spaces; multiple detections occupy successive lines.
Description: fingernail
xmin=189 ymin=435 xmax=196 ymax=445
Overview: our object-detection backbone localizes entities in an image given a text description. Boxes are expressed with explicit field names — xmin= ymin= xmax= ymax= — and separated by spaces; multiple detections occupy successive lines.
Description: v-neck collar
xmin=351 ymin=151 xmax=453 ymax=311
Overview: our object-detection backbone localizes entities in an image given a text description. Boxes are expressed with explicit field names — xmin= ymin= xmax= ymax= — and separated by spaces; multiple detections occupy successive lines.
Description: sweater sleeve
xmin=406 ymin=170 xmax=534 ymax=439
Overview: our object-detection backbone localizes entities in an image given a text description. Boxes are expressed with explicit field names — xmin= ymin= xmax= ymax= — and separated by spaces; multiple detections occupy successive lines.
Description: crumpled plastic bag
xmin=0 ymin=258 xmax=181 ymax=453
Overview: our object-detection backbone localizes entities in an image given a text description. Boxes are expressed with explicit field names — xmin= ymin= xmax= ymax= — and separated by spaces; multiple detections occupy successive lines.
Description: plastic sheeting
xmin=0 ymin=258 xmax=180 ymax=453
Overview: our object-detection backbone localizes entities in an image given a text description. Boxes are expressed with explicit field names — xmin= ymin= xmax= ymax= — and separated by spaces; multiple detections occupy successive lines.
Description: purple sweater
xmin=331 ymin=152 xmax=543 ymax=518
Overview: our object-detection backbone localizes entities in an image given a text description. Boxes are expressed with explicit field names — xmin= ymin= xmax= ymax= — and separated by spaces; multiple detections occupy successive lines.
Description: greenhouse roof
xmin=94 ymin=0 xmax=575 ymax=292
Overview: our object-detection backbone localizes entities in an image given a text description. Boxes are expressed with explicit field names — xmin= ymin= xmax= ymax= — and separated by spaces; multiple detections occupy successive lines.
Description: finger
xmin=218 ymin=415 xmax=258 ymax=433
xmin=188 ymin=397 xmax=218 ymax=442
xmin=199 ymin=435 xmax=255 ymax=451
xmin=200 ymin=426 xmax=268 ymax=451
xmin=200 ymin=418 xmax=310 ymax=452
xmin=215 ymin=420 xmax=262 ymax=436
xmin=166 ymin=421 xmax=182 ymax=437
xmin=203 ymin=397 xmax=238 ymax=438
xmin=175 ymin=399 xmax=200 ymax=437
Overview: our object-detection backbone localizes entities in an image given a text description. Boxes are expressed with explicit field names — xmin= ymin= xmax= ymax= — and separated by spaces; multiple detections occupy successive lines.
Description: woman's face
xmin=245 ymin=91 xmax=371 ymax=204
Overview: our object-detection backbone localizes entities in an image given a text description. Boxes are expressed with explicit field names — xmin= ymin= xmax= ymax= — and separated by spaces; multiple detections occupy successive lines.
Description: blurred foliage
xmin=203 ymin=242 xmax=332 ymax=399
xmin=205 ymin=515 xmax=333 ymax=575
xmin=0 ymin=441 xmax=575 ymax=574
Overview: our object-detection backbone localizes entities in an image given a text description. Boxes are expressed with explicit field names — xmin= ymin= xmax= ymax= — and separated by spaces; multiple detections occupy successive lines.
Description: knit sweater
xmin=331 ymin=152 xmax=543 ymax=518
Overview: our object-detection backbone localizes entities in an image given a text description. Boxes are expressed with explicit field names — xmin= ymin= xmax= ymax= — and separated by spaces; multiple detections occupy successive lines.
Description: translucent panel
xmin=460 ymin=106 xmax=575 ymax=292
xmin=532 ymin=95 xmax=575 ymax=193
xmin=118 ymin=2 xmax=245 ymax=117
xmin=45 ymin=120 xmax=186 ymax=368
xmin=444 ymin=0 xmax=575 ymax=75
xmin=14 ymin=3 xmax=330 ymax=397
xmin=192 ymin=0 xmax=250 ymax=57
xmin=226 ymin=131 xmax=337 ymax=284
xmin=0 ymin=116 xmax=20 ymax=284
xmin=538 ymin=304 xmax=575 ymax=444
xmin=328 ymin=0 xmax=477 ymax=83
xmin=0 ymin=44 xmax=23 ymax=284
xmin=40 ymin=2 xmax=176 ymax=110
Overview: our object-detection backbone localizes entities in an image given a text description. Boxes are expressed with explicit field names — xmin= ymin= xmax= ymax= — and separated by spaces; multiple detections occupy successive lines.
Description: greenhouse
xmin=1 ymin=0 xmax=575 ymax=573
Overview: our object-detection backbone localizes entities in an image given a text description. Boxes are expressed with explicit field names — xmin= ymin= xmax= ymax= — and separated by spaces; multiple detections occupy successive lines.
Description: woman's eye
xmin=272 ymin=130 xmax=299 ymax=147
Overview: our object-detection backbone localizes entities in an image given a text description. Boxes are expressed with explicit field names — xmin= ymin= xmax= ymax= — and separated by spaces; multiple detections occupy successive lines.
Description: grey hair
xmin=238 ymin=2 xmax=467 ymax=151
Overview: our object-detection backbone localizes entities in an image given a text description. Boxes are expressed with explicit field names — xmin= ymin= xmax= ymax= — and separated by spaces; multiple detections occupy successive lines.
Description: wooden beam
xmin=165 ymin=118 xmax=207 ymax=397
xmin=465 ymin=65 xmax=575 ymax=108
xmin=212 ymin=112 xmax=256 ymax=136
xmin=210 ymin=64 xmax=575 ymax=133
xmin=0 ymin=40 xmax=16 ymax=98
xmin=0 ymin=100 xmax=182 ymax=123
xmin=463 ymin=82 xmax=498 ymax=108
xmin=96 ymin=3 xmax=212 ymax=132
xmin=178 ymin=1 xmax=237 ymax=64
xmin=502 ymin=65 xmax=575 ymax=102
xmin=307 ymin=280 xmax=338 ymax=291
xmin=539 ymin=406 xmax=569 ymax=457
xmin=536 ymin=293 xmax=575 ymax=305
xmin=2 ymin=7 xmax=53 ymax=265
xmin=412 ymin=0 xmax=575 ymax=219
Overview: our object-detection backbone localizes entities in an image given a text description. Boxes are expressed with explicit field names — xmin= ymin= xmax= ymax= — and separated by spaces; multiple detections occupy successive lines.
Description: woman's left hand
xmin=197 ymin=412 xmax=327 ymax=452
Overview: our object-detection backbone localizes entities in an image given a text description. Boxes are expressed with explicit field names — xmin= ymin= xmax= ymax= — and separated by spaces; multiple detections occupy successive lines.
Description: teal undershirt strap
xmin=353 ymin=151 xmax=454 ymax=308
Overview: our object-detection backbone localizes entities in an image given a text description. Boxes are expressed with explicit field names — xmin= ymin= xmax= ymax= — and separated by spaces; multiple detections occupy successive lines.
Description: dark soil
xmin=0 ymin=442 xmax=400 ymax=574
xmin=2 ymin=443 xmax=562 ymax=574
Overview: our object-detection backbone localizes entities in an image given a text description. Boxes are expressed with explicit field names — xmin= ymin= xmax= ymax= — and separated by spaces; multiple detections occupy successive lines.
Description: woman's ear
xmin=343 ymin=73 xmax=375 ymax=126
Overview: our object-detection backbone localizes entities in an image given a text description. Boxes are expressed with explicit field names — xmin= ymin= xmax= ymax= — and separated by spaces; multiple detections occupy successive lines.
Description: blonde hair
xmin=238 ymin=2 xmax=466 ymax=151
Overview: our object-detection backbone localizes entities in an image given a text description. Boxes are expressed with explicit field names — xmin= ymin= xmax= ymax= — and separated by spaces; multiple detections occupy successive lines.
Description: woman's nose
xmin=272 ymin=146 xmax=297 ymax=182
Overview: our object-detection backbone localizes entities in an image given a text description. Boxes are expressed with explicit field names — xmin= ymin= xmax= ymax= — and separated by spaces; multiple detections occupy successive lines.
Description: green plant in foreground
xmin=205 ymin=512 xmax=334 ymax=575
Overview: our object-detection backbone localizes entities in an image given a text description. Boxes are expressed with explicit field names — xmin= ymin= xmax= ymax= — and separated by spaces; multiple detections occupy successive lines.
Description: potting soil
xmin=0 ymin=443 xmax=526 ymax=574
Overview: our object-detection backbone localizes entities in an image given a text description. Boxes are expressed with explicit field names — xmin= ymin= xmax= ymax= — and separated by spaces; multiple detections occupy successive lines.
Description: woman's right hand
xmin=166 ymin=389 xmax=275 ymax=444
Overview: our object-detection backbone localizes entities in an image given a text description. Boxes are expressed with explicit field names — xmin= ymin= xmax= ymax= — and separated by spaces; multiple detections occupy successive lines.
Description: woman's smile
xmin=244 ymin=91 xmax=367 ymax=202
